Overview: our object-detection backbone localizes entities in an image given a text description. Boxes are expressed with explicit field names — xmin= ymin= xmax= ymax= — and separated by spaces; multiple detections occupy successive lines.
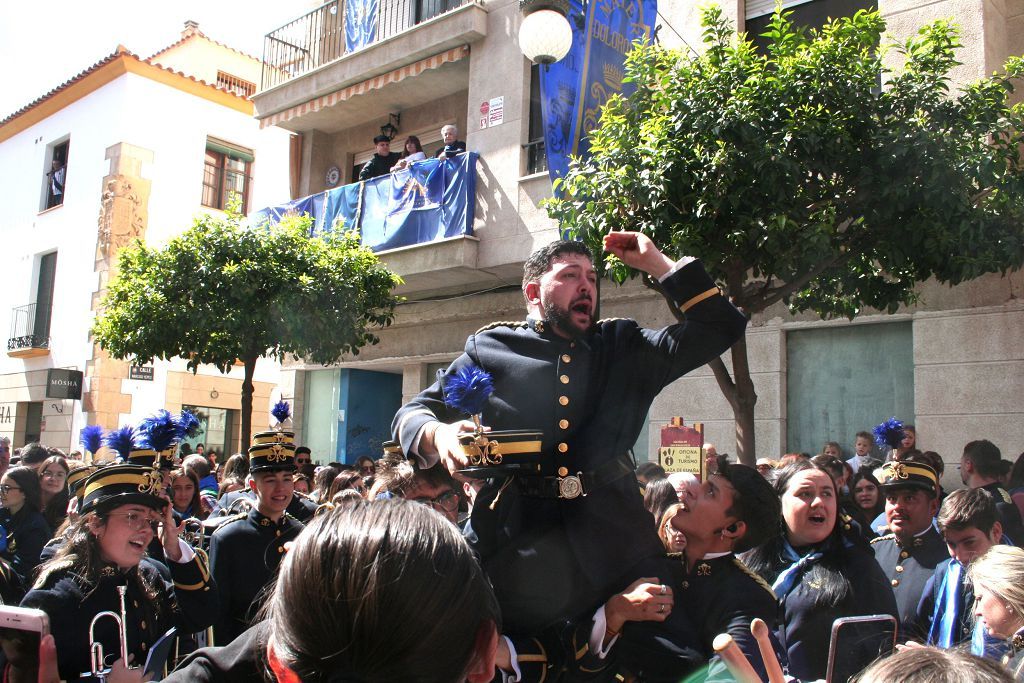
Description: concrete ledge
xmin=380 ymin=235 xmax=493 ymax=297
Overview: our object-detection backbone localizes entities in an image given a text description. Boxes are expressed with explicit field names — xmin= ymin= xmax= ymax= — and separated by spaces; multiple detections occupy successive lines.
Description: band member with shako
xmin=21 ymin=464 xmax=216 ymax=682
xmin=208 ymin=429 xmax=305 ymax=645
xmin=393 ymin=233 xmax=748 ymax=679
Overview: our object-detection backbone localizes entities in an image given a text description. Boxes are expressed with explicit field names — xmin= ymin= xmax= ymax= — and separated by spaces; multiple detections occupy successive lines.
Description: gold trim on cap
xmin=83 ymin=472 xmax=152 ymax=499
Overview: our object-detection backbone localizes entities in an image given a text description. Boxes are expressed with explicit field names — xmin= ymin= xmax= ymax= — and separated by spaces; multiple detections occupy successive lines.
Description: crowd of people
xmin=1 ymin=233 xmax=1023 ymax=682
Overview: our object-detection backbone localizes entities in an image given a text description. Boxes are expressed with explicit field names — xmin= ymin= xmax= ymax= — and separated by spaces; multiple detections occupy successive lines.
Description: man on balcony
xmin=435 ymin=124 xmax=466 ymax=160
xmin=358 ymin=135 xmax=401 ymax=182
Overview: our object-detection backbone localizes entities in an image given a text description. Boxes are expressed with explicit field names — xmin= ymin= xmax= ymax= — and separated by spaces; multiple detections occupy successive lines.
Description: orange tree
xmin=546 ymin=7 xmax=1024 ymax=463
xmin=93 ymin=211 xmax=401 ymax=445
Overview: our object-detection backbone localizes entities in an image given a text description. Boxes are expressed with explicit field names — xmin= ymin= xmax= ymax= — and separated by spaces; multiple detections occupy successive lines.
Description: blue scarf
xmin=771 ymin=539 xmax=825 ymax=601
xmin=929 ymin=560 xmax=1010 ymax=659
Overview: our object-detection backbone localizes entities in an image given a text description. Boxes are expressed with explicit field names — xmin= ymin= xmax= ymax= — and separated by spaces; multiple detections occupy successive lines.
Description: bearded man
xmin=392 ymin=232 xmax=747 ymax=679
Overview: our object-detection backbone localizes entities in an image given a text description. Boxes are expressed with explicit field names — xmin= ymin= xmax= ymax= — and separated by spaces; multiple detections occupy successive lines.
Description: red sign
xmin=480 ymin=101 xmax=490 ymax=115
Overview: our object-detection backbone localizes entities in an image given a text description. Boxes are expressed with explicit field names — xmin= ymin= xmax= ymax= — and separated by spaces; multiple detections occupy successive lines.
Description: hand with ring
xmin=604 ymin=576 xmax=675 ymax=636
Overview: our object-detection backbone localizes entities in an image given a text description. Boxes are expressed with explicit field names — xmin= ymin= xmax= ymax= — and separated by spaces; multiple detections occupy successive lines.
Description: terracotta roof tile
xmin=0 ymin=45 xmax=253 ymax=128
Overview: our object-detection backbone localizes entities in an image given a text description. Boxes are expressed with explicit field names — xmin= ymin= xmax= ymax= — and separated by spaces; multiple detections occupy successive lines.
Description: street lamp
xmin=518 ymin=0 xmax=573 ymax=64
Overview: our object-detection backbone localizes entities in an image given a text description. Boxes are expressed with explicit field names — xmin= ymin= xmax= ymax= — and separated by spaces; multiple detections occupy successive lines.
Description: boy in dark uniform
xmin=871 ymin=461 xmax=947 ymax=640
xmin=668 ymin=462 xmax=786 ymax=681
xmin=917 ymin=488 xmax=1007 ymax=656
xmin=393 ymin=232 xmax=748 ymax=679
xmin=209 ymin=431 xmax=304 ymax=645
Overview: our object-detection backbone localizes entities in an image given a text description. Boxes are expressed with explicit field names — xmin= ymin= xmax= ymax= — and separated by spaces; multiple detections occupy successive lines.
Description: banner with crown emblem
xmin=540 ymin=0 xmax=656 ymax=195
xmin=345 ymin=0 xmax=379 ymax=53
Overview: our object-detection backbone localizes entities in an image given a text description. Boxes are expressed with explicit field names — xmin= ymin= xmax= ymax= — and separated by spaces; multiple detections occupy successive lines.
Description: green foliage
xmin=93 ymin=211 xmax=402 ymax=371
xmin=547 ymin=6 xmax=1024 ymax=319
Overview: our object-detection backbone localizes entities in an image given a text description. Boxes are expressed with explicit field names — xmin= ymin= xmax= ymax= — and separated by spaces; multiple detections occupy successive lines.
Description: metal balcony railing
xmin=8 ymin=303 xmax=50 ymax=352
xmin=261 ymin=0 xmax=465 ymax=90
xmin=524 ymin=138 xmax=548 ymax=175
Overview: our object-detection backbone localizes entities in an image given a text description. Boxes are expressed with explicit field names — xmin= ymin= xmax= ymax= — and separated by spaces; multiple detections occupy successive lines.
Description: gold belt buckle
xmin=558 ymin=473 xmax=585 ymax=499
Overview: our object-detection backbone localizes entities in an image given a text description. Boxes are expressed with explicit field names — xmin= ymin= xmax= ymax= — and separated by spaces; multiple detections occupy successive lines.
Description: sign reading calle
xmin=129 ymin=365 xmax=154 ymax=381
xmin=45 ymin=369 xmax=83 ymax=400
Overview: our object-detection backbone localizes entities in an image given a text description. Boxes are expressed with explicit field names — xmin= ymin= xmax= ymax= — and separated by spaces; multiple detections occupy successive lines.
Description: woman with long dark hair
xmin=166 ymin=498 xmax=500 ymax=681
xmin=742 ymin=460 xmax=898 ymax=680
xmin=0 ymin=465 xmax=51 ymax=589
xmin=38 ymin=455 xmax=70 ymax=532
xmin=169 ymin=468 xmax=207 ymax=520
xmin=850 ymin=466 xmax=886 ymax=539
xmin=21 ymin=464 xmax=216 ymax=682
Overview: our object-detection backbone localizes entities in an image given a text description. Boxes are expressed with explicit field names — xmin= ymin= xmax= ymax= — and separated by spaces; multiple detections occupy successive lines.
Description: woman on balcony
xmin=392 ymin=135 xmax=426 ymax=171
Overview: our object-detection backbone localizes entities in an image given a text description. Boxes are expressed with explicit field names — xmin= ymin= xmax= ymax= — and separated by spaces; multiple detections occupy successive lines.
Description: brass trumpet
xmin=181 ymin=517 xmax=207 ymax=551
xmin=83 ymin=585 xmax=132 ymax=681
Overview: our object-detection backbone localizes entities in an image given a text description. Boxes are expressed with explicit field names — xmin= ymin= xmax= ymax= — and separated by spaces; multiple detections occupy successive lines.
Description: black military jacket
xmin=871 ymin=525 xmax=949 ymax=639
xmin=393 ymin=260 xmax=747 ymax=621
xmin=673 ymin=553 xmax=784 ymax=682
xmin=208 ymin=508 xmax=303 ymax=644
xmin=22 ymin=547 xmax=215 ymax=681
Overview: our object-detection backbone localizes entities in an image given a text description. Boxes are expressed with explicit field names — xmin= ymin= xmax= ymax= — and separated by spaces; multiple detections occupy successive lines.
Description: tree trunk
xmin=240 ymin=355 xmax=257 ymax=452
xmin=730 ymin=336 xmax=758 ymax=466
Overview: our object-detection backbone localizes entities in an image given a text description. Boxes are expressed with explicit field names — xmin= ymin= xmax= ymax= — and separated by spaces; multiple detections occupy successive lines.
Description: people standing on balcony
xmin=358 ymin=134 xmax=402 ymax=181
xmin=435 ymin=123 xmax=466 ymax=160
xmin=391 ymin=135 xmax=427 ymax=171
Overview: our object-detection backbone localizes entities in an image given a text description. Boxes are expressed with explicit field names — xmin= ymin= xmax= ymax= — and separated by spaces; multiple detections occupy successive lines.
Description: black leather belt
xmin=518 ymin=455 xmax=634 ymax=500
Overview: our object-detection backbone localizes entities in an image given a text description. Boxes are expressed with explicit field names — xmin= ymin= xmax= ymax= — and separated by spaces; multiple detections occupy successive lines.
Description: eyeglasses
xmin=42 ymin=470 xmax=67 ymax=480
xmin=0 ymin=485 xmax=21 ymax=494
xmin=106 ymin=511 xmax=159 ymax=532
xmin=295 ymin=459 xmax=311 ymax=465
xmin=409 ymin=490 xmax=458 ymax=513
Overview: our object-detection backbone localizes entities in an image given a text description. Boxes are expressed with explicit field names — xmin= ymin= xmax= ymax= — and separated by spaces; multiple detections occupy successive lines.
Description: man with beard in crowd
xmin=393 ymin=232 xmax=748 ymax=680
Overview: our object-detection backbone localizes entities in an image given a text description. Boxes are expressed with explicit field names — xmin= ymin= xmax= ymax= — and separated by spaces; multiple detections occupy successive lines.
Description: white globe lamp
xmin=518 ymin=0 xmax=573 ymax=65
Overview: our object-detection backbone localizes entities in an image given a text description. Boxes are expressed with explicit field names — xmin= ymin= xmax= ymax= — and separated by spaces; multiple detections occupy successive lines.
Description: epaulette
xmin=284 ymin=512 xmax=303 ymax=525
xmin=474 ymin=320 xmax=527 ymax=334
xmin=211 ymin=512 xmax=246 ymax=533
xmin=732 ymin=557 xmax=777 ymax=601
xmin=870 ymin=533 xmax=896 ymax=545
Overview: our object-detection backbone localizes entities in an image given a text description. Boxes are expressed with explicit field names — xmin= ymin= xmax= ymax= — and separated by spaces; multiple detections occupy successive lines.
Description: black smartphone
xmin=0 ymin=606 xmax=50 ymax=683
xmin=826 ymin=614 xmax=898 ymax=683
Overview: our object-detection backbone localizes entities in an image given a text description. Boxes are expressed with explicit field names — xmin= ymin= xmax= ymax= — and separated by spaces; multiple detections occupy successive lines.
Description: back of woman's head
xmin=221 ymin=453 xmax=249 ymax=481
xmin=855 ymin=647 xmax=1012 ymax=683
xmin=643 ymin=478 xmax=678 ymax=526
xmin=268 ymin=498 xmax=499 ymax=682
xmin=968 ymin=545 xmax=1024 ymax=614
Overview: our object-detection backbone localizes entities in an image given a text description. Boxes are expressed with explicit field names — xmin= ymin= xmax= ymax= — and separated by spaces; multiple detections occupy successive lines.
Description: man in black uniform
xmin=393 ymin=232 xmax=747 ymax=679
xmin=358 ymin=135 xmax=401 ymax=181
xmin=959 ymin=439 xmax=1024 ymax=546
xmin=209 ymin=431 xmax=304 ymax=644
xmin=668 ymin=463 xmax=786 ymax=681
xmin=871 ymin=461 xmax=948 ymax=640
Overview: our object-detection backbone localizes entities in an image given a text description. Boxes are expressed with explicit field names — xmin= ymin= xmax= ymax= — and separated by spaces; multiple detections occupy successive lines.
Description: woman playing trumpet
xmin=21 ymin=464 xmax=217 ymax=682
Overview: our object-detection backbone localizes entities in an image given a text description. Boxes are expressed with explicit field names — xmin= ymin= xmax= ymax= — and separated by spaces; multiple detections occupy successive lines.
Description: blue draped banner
xmin=345 ymin=0 xmax=379 ymax=52
xmin=251 ymin=154 xmax=477 ymax=252
xmin=540 ymin=0 xmax=657 ymax=192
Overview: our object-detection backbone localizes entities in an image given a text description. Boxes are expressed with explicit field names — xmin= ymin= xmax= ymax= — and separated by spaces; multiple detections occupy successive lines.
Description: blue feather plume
xmin=80 ymin=425 xmax=104 ymax=455
xmin=175 ymin=410 xmax=201 ymax=441
xmin=103 ymin=425 xmax=137 ymax=462
xmin=271 ymin=400 xmax=291 ymax=425
xmin=873 ymin=417 xmax=905 ymax=449
xmin=444 ymin=365 xmax=494 ymax=416
xmin=139 ymin=409 xmax=178 ymax=452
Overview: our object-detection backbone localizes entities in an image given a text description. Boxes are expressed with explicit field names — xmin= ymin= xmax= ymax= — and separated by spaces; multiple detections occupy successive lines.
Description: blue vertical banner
xmin=540 ymin=0 xmax=657 ymax=192
xmin=345 ymin=0 xmax=379 ymax=52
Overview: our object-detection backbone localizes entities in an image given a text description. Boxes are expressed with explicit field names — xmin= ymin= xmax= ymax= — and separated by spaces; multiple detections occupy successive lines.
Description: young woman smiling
xmin=742 ymin=460 xmax=899 ymax=680
xmin=38 ymin=455 xmax=70 ymax=531
xmin=21 ymin=464 xmax=217 ymax=682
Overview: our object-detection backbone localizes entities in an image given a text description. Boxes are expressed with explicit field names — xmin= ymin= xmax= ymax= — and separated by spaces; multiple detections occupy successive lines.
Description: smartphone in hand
xmin=0 ymin=606 xmax=50 ymax=683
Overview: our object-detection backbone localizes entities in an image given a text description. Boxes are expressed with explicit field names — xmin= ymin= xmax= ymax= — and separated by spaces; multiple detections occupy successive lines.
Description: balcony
xmin=254 ymin=0 xmax=486 ymax=133
xmin=253 ymin=154 xmax=494 ymax=297
xmin=8 ymin=304 xmax=51 ymax=358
